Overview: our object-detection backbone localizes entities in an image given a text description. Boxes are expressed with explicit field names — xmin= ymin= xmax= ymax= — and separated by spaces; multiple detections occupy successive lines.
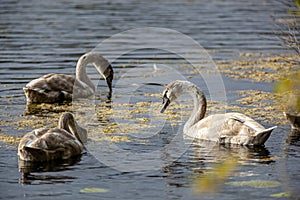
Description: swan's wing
xmin=219 ymin=113 xmax=275 ymax=145
xmin=19 ymin=128 xmax=77 ymax=150
xmin=25 ymin=74 xmax=94 ymax=101
xmin=188 ymin=112 xmax=274 ymax=145
xmin=187 ymin=114 xmax=225 ymax=142
xmin=227 ymin=113 xmax=265 ymax=132
xmin=18 ymin=128 xmax=50 ymax=160
xmin=25 ymin=74 xmax=76 ymax=94
xmin=31 ymin=128 xmax=82 ymax=150
xmin=217 ymin=113 xmax=263 ymax=138
xmin=190 ymin=113 xmax=262 ymax=137
xmin=18 ymin=128 xmax=48 ymax=148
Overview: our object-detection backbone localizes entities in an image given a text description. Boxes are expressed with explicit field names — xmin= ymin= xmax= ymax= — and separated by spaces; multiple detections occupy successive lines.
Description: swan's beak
xmin=104 ymin=65 xmax=114 ymax=94
xmin=160 ymin=97 xmax=170 ymax=113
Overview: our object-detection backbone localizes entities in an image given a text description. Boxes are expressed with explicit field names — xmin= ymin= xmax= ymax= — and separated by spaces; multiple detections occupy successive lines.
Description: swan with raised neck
xmin=161 ymin=80 xmax=277 ymax=146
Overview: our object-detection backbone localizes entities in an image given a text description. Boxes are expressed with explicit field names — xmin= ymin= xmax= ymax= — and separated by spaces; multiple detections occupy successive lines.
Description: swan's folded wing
xmin=29 ymin=129 xmax=77 ymax=150
xmin=228 ymin=113 xmax=265 ymax=132
xmin=26 ymin=74 xmax=76 ymax=94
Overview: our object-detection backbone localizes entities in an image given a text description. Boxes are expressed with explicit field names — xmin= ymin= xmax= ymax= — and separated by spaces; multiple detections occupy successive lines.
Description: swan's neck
xmin=58 ymin=114 xmax=84 ymax=144
xmin=184 ymin=86 xmax=207 ymax=132
xmin=76 ymin=62 xmax=95 ymax=91
xmin=58 ymin=114 xmax=74 ymax=134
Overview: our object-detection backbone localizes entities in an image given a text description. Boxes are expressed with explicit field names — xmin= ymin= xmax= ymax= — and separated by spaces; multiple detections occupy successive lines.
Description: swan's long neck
xmin=184 ymin=85 xmax=207 ymax=132
xmin=76 ymin=62 xmax=95 ymax=91
xmin=58 ymin=113 xmax=84 ymax=144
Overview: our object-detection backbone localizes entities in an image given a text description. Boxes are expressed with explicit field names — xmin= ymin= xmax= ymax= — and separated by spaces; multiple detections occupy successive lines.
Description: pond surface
xmin=1 ymin=0 xmax=299 ymax=199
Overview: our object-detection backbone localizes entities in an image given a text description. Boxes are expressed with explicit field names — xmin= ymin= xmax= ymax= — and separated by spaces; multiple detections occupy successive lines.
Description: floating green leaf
xmin=226 ymin=180 xmax=280 ymax=188
xmin=80 ymin=187 xmax=109 ymax=193
xmin=270 ymin=192 xmax=291 ymax=198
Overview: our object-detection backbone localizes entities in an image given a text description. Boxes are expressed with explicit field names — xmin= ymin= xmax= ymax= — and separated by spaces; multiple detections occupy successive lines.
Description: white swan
xmin=23 ymin=52 xmax=113 ymax=103
xmin=160 ymin=80 xmax=277 ymax=146
xmin=18 ymin=112 xmax=87 ymax=161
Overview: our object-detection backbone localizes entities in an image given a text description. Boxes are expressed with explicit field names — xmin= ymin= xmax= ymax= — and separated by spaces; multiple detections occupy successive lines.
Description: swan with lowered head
xmin=23 ymin=52 xmax=113 ymax=104
xmin=18 ymin=112 xmax=87 ymax=161
xmin=160 ymin=80 xmax=277 ymax=146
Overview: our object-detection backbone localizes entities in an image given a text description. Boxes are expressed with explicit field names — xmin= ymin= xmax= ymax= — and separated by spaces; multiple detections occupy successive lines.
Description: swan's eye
xmin=82 ymin=56 xmax=87 ymax=60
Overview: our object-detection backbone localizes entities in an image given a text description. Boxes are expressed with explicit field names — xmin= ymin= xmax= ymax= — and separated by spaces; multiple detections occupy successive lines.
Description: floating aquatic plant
xmin=226 ymin=180 xmax=281 ymax=188
xmin=0 ymin=134 xmax=21 ymax=146
xmin=80 ymin=187 xmax=109 ymax=193
xmin=215 ymin=54 xmax=298 ymax=82
xmin=270 ymin=192 xmax=291 ymax=198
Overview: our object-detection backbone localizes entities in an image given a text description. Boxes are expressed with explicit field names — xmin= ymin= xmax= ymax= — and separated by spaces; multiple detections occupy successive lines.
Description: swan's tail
xmin=252 ymin=126 xmax=277 ymax=145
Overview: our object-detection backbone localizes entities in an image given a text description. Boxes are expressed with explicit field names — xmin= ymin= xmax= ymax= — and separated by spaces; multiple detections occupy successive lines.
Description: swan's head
xmin=78 ymin=52 xmax=114 ymax=93
xmin=160 ymin=80 xmax=190 ymax=113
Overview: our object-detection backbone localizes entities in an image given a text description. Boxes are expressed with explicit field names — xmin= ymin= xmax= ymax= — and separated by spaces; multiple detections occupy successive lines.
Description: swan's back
xmin=24 ymin=73 xmax=93 ymax=103
xmin=18 ymin=127 xmax=83 ymax=161
xmin=186 ymin=112 xmax=276 ymax=146
xmin=26 ymin=74 xmax=75 ymax=93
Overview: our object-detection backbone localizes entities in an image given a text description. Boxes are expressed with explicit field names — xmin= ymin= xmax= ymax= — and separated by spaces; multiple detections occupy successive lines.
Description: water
xmin=1 ymin=0 xmax=299 ymax=199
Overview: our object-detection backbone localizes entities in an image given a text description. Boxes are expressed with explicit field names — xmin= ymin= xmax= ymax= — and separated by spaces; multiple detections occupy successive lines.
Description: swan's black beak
xmin=160 ymin=96 xmax=170 ymax=113
xmin=104 ymin=65 xmax=114 ymax=98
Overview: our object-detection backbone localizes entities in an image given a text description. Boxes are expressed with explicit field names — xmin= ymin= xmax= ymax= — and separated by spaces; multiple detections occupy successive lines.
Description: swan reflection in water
xmin=162 ymin=138 xmax=272 ymax=195
xmin=192 ymin=139 xmax=272 ymax=194
xmin=24 ymin=93 xmax=111 ymax=116
xmin=18 ymin=154 xmax=82 ymax=185
xmin=192 ymin=140 xmax=272 ymax=164
xmin=286 ymin=128 xmax=300 ymax=145
xmin=284 ymin=112 xmax=300 ymax=145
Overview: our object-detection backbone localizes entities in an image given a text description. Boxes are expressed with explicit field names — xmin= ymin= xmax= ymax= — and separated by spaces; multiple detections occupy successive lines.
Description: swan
xmin=160 ymin=80 xmax=277 ymax=146
xmin=23 ymin=52 xmax=113 ymax=103
xmin=18 ymin=112 xmax=87 ymax=161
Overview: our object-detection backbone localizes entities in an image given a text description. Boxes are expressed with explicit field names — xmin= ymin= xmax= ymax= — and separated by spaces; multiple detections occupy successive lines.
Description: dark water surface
xmin=1 ymin=0 xmax=299 ymax=199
